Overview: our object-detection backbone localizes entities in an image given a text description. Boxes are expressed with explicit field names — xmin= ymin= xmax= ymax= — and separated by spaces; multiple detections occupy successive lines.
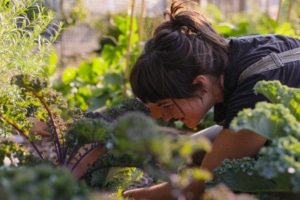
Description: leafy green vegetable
xmin=208 ymin=81 xmax=300 ymax=199
xmin=207 ymin=158 xmax=290 ymax=193
xmin=254 ymin=80 xmax=300 ymax=121
xmin=230 ymin=102 xmax=300 ymax=140
xmin=0 ymin=165 xmax=90 ymax=200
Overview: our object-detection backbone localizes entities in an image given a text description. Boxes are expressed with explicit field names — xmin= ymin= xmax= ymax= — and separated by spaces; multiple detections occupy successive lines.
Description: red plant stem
xmin=66 ymin=146 xmax=80 ymax=166
xmin=30 ymin=90 xmax=63 ymax=164
xmin=70 ymin=142 xmax=104 ymax=172
xmin=0 ymin=113 xmax=44 ymax=159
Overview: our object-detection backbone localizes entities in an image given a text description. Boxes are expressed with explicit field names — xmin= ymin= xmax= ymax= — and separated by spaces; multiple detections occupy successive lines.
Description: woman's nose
xmin=161 ymin=111 xmax=172 ymax=122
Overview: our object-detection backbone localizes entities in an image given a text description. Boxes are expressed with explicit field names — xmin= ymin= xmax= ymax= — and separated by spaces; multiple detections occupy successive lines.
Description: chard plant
xmin=207 ymin=80 xmax=300 ymax=200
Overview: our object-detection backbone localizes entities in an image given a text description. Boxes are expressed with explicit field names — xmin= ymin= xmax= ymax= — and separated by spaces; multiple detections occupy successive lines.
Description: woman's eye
xmin=163 ymin=105 xmax=172 ymax=111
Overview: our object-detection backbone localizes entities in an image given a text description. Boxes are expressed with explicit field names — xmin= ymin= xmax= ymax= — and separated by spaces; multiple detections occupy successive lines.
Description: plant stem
xmin=67 ymin=146 xmax=80 ymax=166
xmin=0 ymin=113 xmax=44 ymax=159
xmin=70 ymin=142 xmax=104 ymax=172
xmin=277 ymin=0 xmax=282 ymax=22
xmin=30 ymin=90 xmax=63 ymax=164
xmin=138 ymin=0 xmax=145 ymax=49
xmin=287 ymin=0 xmax=293 ymax=22
xmin=123 ymin=0 xmax=136 ymax=97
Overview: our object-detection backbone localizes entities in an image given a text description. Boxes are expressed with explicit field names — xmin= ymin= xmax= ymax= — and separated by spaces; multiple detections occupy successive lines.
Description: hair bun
xmin=163 ymin=1 xmax=198 ymax=34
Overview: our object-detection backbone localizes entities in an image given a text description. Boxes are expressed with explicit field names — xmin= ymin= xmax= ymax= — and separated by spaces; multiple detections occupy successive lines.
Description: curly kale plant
xmin=208 ymin=80 xmax=300 ymax=199
xmin=0 ymin=165 xmax=90 ymax=200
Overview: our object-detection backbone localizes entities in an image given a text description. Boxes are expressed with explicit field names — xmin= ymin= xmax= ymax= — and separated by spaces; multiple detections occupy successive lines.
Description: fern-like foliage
xmin=0 ymin=0 xmax=61 ymax=122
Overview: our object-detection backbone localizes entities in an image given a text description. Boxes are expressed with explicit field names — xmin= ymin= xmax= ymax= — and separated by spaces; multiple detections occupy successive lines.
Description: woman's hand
xmin=122 ymin=182 xmax=177 ymax=200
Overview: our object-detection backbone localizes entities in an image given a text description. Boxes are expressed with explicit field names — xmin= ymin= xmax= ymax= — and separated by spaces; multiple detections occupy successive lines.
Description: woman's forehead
xmin=146 ymin=99 xmax=172 ymax=106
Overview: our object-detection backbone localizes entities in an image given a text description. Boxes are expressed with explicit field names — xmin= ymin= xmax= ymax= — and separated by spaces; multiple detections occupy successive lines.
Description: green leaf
xmin=208 ymin=158 xmax=292 ymax=193
xmin=78 ymin=87 xmax=92 ymax=97
xmin=78 ymin=62 xmax=98 ymax=84
xmin=66 ymin=118 xmax=110 ymax=147
xmin=230 ymin=102 xmax=300 ymax=140
xmin=111 ymin=112 xmax=173 ymax=162
xmin=101 ymin=45 xmax=122 ymax=66
xmin=87 ymin=95 xmax=110 ymax=111
xmin=104 ymin=73 xmax=124 ymax=85
xmin=61 ymin=67 xmax=77 ymax=85
xmin=91 ymin=57 xmax=106 ymax=75
xmin=43 ymin=51 xmax=58 ymax=76
xmin=254 ymin=80 xmax=300 ymax=121
xmin=215 ymin=23 xmax=235 ymax=35
xmin=275 ymin=22 xmax=296 ymax=36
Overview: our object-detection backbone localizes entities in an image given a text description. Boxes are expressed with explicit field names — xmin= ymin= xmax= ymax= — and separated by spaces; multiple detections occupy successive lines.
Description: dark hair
xmin=130 ymin=1 xmax=230 ymax=103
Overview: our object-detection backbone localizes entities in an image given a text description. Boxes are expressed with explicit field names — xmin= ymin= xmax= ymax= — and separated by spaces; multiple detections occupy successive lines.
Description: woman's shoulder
xmin=229 ymin=34 xmax=300 ymax=54
xmin=225 ymin=34 xmax=299 ymax=88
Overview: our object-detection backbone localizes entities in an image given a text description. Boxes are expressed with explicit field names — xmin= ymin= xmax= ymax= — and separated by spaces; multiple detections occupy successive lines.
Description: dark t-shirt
xmin=214 ymin=34 xmax=300 ymax=128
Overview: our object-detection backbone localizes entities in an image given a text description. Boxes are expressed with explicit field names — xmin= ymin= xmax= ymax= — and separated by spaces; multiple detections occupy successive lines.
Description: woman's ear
xmin=192 ymin=75 xmax=210 ymax=94
xmin=192 ymin=75 xmax=208 ymax=85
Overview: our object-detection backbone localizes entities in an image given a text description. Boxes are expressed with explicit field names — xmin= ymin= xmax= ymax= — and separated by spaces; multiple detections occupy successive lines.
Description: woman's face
xmin=145 ymin=75 xmax=223 ymax=129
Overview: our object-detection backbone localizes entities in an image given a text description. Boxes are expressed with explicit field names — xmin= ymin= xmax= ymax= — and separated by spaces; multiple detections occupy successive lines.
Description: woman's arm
xmin=123 ymin=128 xmax=266 ymax=200
xmin=201 ymin=128 xmax=266 ymax=172
xmin=180 ymin=128 xmax=266 ymax=199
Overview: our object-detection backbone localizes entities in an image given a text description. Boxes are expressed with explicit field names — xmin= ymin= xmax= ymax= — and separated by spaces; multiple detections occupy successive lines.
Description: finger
xmin=122 ymin=190 xmax=132 ymax=196
xmin=122 ymin=188 xmax=146 ymax=199
xmin=122 ymin=189 xmax=137 ymax=197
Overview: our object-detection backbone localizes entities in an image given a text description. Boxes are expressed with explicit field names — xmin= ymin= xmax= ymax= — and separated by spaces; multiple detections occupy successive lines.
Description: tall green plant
xmin=0 ymin=0 xmax=61 ymax=136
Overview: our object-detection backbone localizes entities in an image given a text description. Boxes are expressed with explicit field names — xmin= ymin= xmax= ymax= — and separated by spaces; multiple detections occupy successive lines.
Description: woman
xmin=123 ymin=1 xmax=300 ymax=199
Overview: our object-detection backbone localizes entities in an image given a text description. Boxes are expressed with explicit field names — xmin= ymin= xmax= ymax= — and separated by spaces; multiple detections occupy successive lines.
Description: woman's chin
xmin=184 ymin=121 xmax=197 ymax=129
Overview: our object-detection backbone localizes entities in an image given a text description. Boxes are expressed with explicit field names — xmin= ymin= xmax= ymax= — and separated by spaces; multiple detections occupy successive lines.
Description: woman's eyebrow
xmin=157 ymin=103 xmax=166 ymax=107
xmin=157 ymin=101 xmax=171 ymax=107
